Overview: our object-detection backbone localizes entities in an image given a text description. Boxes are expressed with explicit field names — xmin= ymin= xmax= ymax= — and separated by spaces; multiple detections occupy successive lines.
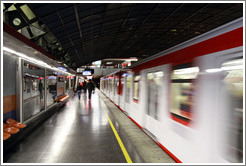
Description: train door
xmin=124 ymin=73 xmax=132 ymax=114
xmin=106 ymin=78 xmax=109 ymax=96
xmin=119 ymin=73 xmax=125 ymax=110
xmin=119 ymin=73 xmax=126 ymax=111
xmin=22 ymin=61 xmax=46 ymax=121
xmin=100 ymin=78 xmax=104 ymax=92
xmin=113 ymin=75 xmax=119 ymax=106
xmin=196 ymin=47 xmax=243 ymax=162
xmin=142 ymin=65 xmax=166 ymax=135
xmin=110 ymin=76 xmax=114 ymax=100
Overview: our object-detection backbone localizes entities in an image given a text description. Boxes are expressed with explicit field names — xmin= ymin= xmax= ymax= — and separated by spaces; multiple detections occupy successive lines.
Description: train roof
xmin=102 ymin=17 xmax=243 ymax=78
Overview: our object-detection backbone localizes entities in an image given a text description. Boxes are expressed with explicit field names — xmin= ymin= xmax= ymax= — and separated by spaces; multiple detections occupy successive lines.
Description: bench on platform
xmin=3 ymin=119 xmax=26 ymax=141
xmin=57 ymin=94 xmax=69 ymax=102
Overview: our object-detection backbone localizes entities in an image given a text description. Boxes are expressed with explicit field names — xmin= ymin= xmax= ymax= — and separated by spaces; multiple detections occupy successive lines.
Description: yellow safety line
xmin=99 ymin=99 xmax=133 ymax=163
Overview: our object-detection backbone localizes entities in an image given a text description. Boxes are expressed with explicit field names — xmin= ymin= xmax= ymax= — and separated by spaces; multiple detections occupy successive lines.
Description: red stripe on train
xmin=101 ymin=90 xmax=183 ymax=163
xmin=132 ymin=27 xmax=243 ymax=73
xmin=128 ymin=115 xmax=182 ymax=163
xmin=171 ymin=114 xmax=190 ymax=126
xmin=155 ymin=141 xmax=183 ymax=163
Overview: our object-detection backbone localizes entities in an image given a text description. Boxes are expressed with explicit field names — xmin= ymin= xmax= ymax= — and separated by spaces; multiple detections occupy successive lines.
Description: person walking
xmin=87 ymin=79 xmax=95 ymax=100
xmin=77 ymin=83 xmax=83 ymax=100
xmin=82 ymin=80 xmax=87 ymax=93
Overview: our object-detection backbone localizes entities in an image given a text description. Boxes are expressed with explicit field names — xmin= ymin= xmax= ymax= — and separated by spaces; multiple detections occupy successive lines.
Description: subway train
xmin=100 ymin=17 xmax=243 ymax=163
xmin=3 ymin=22 xmax=76 ymax=144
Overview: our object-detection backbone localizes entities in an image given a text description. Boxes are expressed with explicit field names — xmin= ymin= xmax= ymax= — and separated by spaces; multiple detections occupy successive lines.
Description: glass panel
xmin=22 ymin=61 xmax=45 ymax=121
xmin=146 ymin=71 xmax=163 ymax=120
xmin=133 ymin=75 xmax=140 ymax=101
xmin=125 ymin=75 xmax=132 ymax=103
xmin=57 ymin=73 xmax=65 ymax=97
xmin=106 ymin=78 xmax=109 ymax=90
xmin=23 ymin=77 xmax=26 ymax=91
xmin=221 ymin=59 xmax=243 ymax=162
xmin=65 ymin=75 xmax=69 ymax=94
xmin=172 ymin=67 xmax=199 ymax=79
xmin=170 ymin=83 xmax=194 ymax=120
xmin=119 ymin=75 xmax=125 ymax=96
xmin=46 ymin=69 xmax=57 ymax=107
xmin=114 ymin=77 xmax=118 ymax=95
xmin=110 ymin=78 xmax=114 ymax=92
xmin=71 ymin=75 xmax=74 ymax=88
xmin=170 ymin=66 xmax=198 ymax=124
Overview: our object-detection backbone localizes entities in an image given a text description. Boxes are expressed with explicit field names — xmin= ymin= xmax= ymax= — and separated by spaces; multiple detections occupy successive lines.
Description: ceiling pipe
xmin=74 ymin=3 xmax=83 ymax=39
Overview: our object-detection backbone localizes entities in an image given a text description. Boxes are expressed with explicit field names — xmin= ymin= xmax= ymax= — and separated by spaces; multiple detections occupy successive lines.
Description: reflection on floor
xmin=4 ymin=90 xmax=175 ymax=163
xmin=5 ymin=92 xmax=128 ymax=163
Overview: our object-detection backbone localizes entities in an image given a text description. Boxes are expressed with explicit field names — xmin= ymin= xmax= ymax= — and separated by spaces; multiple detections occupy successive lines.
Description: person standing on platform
xmin=83 ymin=80 xmax=87 ymax=93
xmin=87 ymin=79 xmax=95 ymax=100
xmin=38 ymin=80 xmax=44 ymax=99
xmin=77 ymin=83 xmax=83 ymax=100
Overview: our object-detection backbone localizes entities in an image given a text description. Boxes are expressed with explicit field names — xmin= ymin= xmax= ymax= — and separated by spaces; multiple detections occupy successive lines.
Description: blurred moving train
xmin=100 ymin=17 xmax=243 ymax=163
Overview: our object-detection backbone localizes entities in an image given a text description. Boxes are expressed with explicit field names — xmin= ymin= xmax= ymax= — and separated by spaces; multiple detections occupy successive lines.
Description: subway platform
xmin=3 ymin=89 xmax=175 ymax=163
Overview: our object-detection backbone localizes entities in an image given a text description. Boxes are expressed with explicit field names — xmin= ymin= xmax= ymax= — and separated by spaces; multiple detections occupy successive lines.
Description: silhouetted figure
xmin=87 ymin=79 xmax=95 ymax=100
xmin=83 ymin=81 xmax=87 ymax=93
xmin=77 ymin=83 xmax=83 ymax=100
xmin=39 ymin=80 xmax=43 ymax=99
xmin=49 ymin=83 xmax=57 ymax=102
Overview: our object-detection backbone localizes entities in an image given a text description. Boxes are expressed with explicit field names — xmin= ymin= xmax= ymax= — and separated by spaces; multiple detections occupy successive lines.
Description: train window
xmin=110 ymin=78 xmax=112 ymax=91
xmin=114 ymin=76 xmax=118 ymax=95
xmin=71 ymin=76 xmax=74 ymax=88
xmin=170 ymin=66 xmax=199 ymax=126
xmin=58 ymin=76 xmax=64 ymax=82
xmin=107 ymin=79 xmax=109 ymax=90
xmin=46 ymin=70 xmax=57 ymax=107
xmin=146 ymin=71 xmax=163 ymax=120
xmin=110 ymin=77 xmax=114 ymax=92
xmin=119 ymin=74 xmax=125 ymax=96
xmin=133 ymin=74 xmax=140 ymax=102
xmin=26 ymin=77 xmax=31 ymax=93
xmin=65 ymin=75 xmax=69 ymax=93
xmin=125 ymin=75 xmax=132 ymax=103
xmin=108 ymin=78 xmax=111 ymax=91
xmin=221 ymin=58 xmax=243 ymax=162
xmin=57 ymin=75 xmax=65 ymax=97
xmin=32 ymin=79 xmax=37 ymax=90
xmin=23 ymin=77 xmax=26 ymax=91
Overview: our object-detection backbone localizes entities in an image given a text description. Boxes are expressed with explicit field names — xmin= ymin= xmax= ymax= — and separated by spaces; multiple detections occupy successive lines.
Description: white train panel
xmin=100 ymin=17 xmax=243 ymax=163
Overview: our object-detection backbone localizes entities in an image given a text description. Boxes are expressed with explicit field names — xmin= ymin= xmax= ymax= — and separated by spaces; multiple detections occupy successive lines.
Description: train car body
xmin=100 ymin=17 xmax=243 ymax=163
xmin=3 ymin=23 xmax=75 ymax=123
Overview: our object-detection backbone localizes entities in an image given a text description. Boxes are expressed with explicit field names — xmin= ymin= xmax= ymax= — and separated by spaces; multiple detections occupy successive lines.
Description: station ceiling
xmin=3 ymin=3 xmax=243 ymax=70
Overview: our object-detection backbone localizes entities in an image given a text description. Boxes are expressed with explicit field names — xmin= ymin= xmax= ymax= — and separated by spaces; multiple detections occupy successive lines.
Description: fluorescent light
xmin=223 ymin=59 xmax=243 ymax=66
xmin=221 ymin=65 xmax=243 ymax=71
xmin=3 ymin=46 xmax=75 ymax=76
xmin=174 ymin=67 xmax=199 ymax=75
xmin=3 ymin=47 xmax=17 ymax=54
xmin=154 ymin=71 xmax=164 ymax=77
xmin=205 ymin=68 xmax=222 ymax=73
xmin=125 ymin=58 xmax=138 ymax=62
